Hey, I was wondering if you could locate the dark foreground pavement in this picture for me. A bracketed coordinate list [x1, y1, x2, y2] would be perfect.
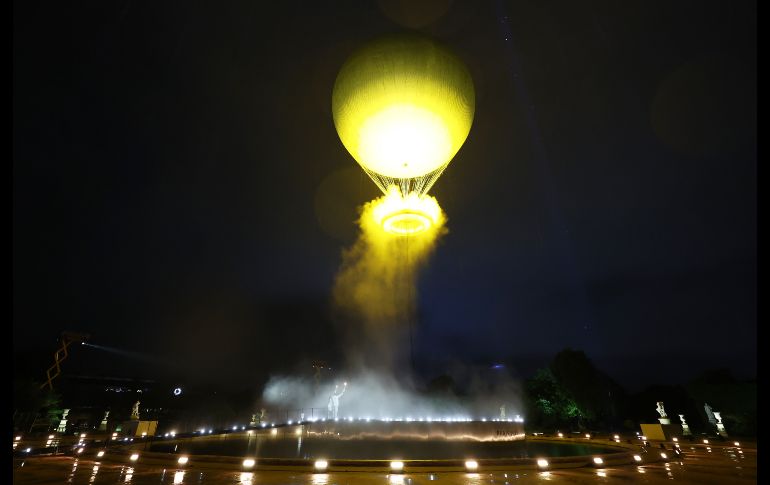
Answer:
[13, 444, 756, 484]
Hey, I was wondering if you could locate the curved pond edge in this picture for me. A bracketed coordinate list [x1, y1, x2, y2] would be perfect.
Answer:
[95, 434, 673, 472]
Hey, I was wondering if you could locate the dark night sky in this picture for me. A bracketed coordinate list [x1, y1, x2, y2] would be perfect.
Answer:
[13, 1, 756, 392]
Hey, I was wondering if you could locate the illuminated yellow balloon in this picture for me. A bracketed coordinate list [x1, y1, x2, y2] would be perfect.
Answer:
[332, 34, 475, 196]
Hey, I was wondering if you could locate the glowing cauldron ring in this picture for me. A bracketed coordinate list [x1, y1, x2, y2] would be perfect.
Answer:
[381, 210, 434, 235]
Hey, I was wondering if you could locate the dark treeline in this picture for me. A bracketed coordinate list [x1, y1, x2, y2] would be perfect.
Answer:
[522, 348, 756, 437]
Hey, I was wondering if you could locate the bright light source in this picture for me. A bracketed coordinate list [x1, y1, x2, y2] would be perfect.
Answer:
[77, 448, 84, 454]
[390, 461, 404, 471]
[537, 459, 549, 468]
[97, 451, 105, 458]
[660, 452, 667, 459]
[734, 442, 740, 447]
[242, 458, 255, 468]
[295, 428, 302, 436]
[672, 437, 678, 442]
[130, 454, 139, 461]
[315, 460, 328, 471]
[703, 439, 709, 444]
[557, 432, 563, 437]
[585, 434, 591, 438]
[593, 457, 603, 465]
[640, 436, 647, 440]
[178, 456, 189, 465]
[614, 435, 619, 439]
[80, 434, 86, 438]
[465, 460, 478, 470]
[15, 436, 21, 441]
[48, 435, 54, 439]
[271, 428, 277, 435]
[633, 455, 642, 462]
[173, 471, 185, 484]
[25, 448, 31, 452]
[112, 433, 118, 437]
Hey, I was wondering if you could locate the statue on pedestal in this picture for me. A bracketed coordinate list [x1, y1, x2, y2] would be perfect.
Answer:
[679, 414, 692, 436]
[99, 411, 110, 431]
[57, 409, 70, 433]
[713, 411, 728, 437]
[500, 405, 506, 419]
[327, 382, 347, 419]
[131, 401, 140, 420]
[656, 402, 670, 424]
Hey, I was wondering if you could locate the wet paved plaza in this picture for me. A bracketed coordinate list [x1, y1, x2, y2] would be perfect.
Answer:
[13, 443, 756, 484]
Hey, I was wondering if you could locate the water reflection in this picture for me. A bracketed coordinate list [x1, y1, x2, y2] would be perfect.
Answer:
[68, 459, 78, 483]
[464, 473, 482, 484]
[89, 465, 99, 484]
[311, 474, 329, 485]
[173, 471, 185, 484]
[124, 466, 134, 483]
[239, 472, 254, 484]
[388, 475, 405, 484]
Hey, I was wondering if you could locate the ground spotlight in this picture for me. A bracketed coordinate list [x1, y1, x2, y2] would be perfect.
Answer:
[315, 459, 328, 471]
[633, 455, 642, 462]
[97, 451, 105, 458]
[390, 461, 404, 471]
[242, 458, 255, 468]
[130, 453, 139, 461]
[593, 457, 603, 465]
[465, 460, 478, 471]
[178, 456, 189, 465]
[537, 459, 549, 468]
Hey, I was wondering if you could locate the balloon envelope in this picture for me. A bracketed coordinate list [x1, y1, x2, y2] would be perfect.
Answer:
[332, 34, 474, 195]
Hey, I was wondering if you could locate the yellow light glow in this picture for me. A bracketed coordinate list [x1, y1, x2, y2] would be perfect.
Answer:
[370, 186, 443, 236]
[130, 453, 139, 461]
[537, 459, 549, 467]
[314, 459, 328, 471]
[333, 33, 474, 194]
[242, 458, 255, 468]
[177, 456, 188, 465]
[465, 460, 478, 470]
[357, 104, 453, 179]
[390, 461, 404, 471]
